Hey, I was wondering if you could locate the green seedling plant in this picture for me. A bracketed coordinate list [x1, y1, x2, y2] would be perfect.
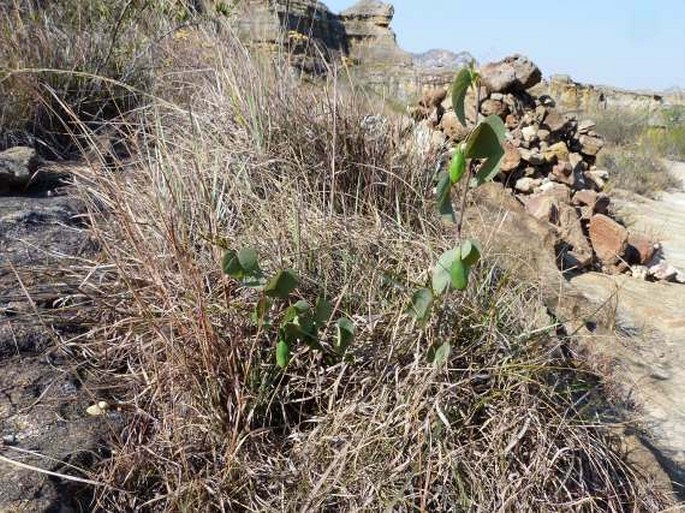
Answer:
[408, 62, 506, 364]
[222, 247, 354, 368]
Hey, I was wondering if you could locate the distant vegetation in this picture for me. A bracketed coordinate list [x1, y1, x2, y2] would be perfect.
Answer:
[595, 106, 684, 197]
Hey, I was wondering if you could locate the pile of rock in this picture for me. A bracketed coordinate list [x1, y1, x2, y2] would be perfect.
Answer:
[411, 54, 683, 283]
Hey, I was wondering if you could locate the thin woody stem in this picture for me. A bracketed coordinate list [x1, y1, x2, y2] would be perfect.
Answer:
[456, 75, 481, 244]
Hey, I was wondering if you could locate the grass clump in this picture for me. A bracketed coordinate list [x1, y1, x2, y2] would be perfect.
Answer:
[49, 35, 676, 511]
[0, 0, 208, 157]
[593, 107, 683, 197]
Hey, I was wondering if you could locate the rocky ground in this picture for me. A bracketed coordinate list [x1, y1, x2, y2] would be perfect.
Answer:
[0, 151, 108, 511]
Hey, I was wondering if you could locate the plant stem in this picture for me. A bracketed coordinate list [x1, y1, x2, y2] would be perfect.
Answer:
[456, 79, 481, 244]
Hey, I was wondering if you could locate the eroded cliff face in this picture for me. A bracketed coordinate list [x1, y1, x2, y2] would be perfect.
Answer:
[530, 74, 667, 115]
[230, 0, 470, 102]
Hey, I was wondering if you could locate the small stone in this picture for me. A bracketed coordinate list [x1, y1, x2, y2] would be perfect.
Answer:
[519, 147, 545, 166]
[589, 214, 628, 265]
[648, 260, 679, 282]
[630, 265, 650, 280]
[537, 182, 572, 204]
[572, 189, 598, 207]
[543, 141, 570, 163]
[542, 109, 570, 133]
[505, 113, 519, 129]
[419, 87, 448, 108]
[558, 203, 593, 268]
[0, 146, 41, 188]
[500, 143, 522, 172]
[439, 110, 470, 142]
[521, 125, 538, 142]
[585, 169, 609, 191]
[480, 98, 509, 118]
[537, 128, 551, 142]
[525, 194, 559, 223]
[579, 134, 605, 156]
[515, 177, 540, 193]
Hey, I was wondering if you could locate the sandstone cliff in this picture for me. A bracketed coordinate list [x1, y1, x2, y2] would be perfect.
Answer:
[230, 0, 471, 102]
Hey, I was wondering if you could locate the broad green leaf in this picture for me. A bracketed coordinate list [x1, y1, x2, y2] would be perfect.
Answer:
[436, 171, 456, 224]
[335, 317, 355, 354]
[222, 250, 242, 278]
[464, 115, 506, 159]
[276, 338, 290, 368]
[464, 115, 506, 186]
[433, 341, 451, 366]
[451, 67, 472, 126]
[449, 257, 468, 291]
[237, 247, 259, 274]
[407, 288, 433, 321]
[432, 248, 460, 296]
[449, 148, 467, 184]
[283, 300, 310, 324]
[314, 297, 333, 325]
[264, 269, 299, 298]
[460, 239, 481, 267]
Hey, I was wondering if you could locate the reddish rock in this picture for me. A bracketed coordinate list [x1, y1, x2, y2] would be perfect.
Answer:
[626, 233, 658, 265]
[480, 54, 542, 93]
[500, 143, 522, 172]
[439, 111, 469, 142]
[420, 87, 448, 108]
[572, 189, 598, 207]
[542, 109, 570, 133]
[480, 98, 509, 119]
[589, 214, 628, 264]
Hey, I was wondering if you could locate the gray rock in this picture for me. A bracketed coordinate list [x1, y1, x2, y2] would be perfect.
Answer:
[0, 146, 41, 189]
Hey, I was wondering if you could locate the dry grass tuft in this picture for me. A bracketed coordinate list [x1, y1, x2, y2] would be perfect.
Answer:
[41, 36, 676, 511]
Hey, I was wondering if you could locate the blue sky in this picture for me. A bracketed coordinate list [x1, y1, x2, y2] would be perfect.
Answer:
[325, 0, 685, 91]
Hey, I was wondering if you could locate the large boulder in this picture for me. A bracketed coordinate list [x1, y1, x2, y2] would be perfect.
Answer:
[480, 54, 542, 93]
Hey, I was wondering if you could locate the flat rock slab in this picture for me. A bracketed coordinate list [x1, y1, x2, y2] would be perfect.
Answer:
[568, 272, 685, 485]
[612, 160, 685, 271]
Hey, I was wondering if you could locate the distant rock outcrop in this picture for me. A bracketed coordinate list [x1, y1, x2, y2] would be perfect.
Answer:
[230, 0, 469, 102]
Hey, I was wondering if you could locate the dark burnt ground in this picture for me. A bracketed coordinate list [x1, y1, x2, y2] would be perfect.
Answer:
[0, 167, 108, 512]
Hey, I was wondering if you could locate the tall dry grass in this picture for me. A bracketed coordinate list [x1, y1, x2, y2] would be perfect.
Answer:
[42, 34, 677, 511]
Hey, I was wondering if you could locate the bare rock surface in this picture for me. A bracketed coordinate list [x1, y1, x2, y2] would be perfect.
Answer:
[0, 160, 107, 511]
[612, 161, 685, 271]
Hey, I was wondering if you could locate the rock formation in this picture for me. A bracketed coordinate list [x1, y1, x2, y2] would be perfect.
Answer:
[230, 0, 471, 102]
[412, 54, 684, 283]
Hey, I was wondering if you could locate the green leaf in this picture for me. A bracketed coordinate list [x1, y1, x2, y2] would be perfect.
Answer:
[432, 248, 459, 296]
[449, 148, 467, 184]
[264, 269, 299, 298]
[436, 171, 456, 224]
[276, 338, 290, 368]
[407, 288, 433, 321]
[449, 257, 468, 291]
[334, 317, 355, 354]
[222, 250, 242, 278]
[314, 297, 333, 325]
[460, 239, 481, 267]
[433, 341, 451, 366]
[237, 247, 259, 274]
[451, 67, 472, 126]
[464, 115, 506, 186]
